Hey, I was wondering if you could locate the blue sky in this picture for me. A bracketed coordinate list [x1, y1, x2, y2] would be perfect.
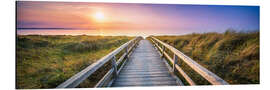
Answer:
[17, 1, 259, 35]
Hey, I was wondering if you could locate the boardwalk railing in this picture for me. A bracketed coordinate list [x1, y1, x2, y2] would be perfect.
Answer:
[149, 37, 229, 85]
[56, 37, 143, 88]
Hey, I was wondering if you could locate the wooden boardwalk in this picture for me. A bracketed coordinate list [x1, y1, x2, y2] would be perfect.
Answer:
[56, 37, 228, 88]
[112, 40, 179, 87]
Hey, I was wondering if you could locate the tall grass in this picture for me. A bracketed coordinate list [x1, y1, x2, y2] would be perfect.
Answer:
[16, 35, 133, 89]
[153, 30, 259, 85]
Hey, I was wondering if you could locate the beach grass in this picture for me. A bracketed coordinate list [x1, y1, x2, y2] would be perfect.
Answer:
[16, 35, 133, 88]
[151, 30, 259, 85]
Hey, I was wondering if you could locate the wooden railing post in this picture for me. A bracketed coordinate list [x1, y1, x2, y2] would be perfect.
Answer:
[111, 56, 118, 77]
[135, 40, 139, 47]
[172, 54, 178, 73]
[161, 45, 165, 58]
[152, 39, 156, 47]
[125, 46, 129, 59]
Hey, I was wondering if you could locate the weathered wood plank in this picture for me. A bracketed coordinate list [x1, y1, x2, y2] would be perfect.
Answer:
[112, 80, 178, 86]
[117, 73, 172, 78]
[121, 69, 169, 71]
[115, 77, 176, 82]
[120, 73, 171, 76]
[123, 66, 168, 69]
[121, 71, 169, 75]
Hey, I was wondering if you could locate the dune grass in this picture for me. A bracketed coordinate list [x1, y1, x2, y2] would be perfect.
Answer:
[152, 30, 259, 85]
[16, 35, 133, 89]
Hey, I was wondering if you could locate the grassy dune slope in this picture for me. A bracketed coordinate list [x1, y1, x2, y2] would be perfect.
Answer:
[153, 30, 259, 84]
[16, 35, 133, 88]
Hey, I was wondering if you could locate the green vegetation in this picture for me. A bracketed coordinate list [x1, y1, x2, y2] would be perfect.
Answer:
[16, 35, 133, 89]
[152, 30, 259, 85]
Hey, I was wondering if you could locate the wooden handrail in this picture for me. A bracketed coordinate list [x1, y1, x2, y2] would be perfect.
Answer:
[150, 37, 228, 85]
[56, 37, 142, 88]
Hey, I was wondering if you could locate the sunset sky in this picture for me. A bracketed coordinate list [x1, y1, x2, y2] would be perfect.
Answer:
[16, 1, 259, 36]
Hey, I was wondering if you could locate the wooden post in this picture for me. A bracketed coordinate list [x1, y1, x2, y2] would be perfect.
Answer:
[111, 56, 118, 77]
[161, 45, 165, 58]
[152, 39, 156, 47]
[132, 41, 134, 46]
[133, 41, 136, 47]
[125, 47, 129, 59]
[172, 54, 178, 73]
[135, 40, 139, 47]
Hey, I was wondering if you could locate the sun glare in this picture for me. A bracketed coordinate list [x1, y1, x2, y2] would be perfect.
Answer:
[94, 12, 105, 22]
[99, 30, 104, 36]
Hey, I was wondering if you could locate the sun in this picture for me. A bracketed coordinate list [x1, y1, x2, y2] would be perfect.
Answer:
[94, 12, 105, 22]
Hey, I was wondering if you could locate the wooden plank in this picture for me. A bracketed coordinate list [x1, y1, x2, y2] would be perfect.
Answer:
[112, 80, 177, 87]
[119, 71, 170, 75]
[120, 69, 170, 72]
[151, 37, 228, 85]
[115, 77, 176, 82]
[123, 65, 168, 68]
[123, 67, 168, 69]
[124, 64, 167, 67]
[117, 74, 172, 78]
